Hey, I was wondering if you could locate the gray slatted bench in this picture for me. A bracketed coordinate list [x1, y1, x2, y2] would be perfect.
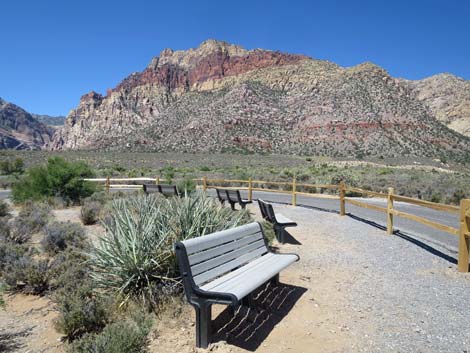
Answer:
[143, 184, 180, 197]
[159, 184, 180, 197]
[174, 222, 299, 348]
[215, 188, 229, 205]
[225, 189, 252, 210]
[258, 199, 297, 244]
[143, 184, 159, 194]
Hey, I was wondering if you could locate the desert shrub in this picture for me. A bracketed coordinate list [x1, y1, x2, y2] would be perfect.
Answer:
[0, 218, 10, 241]
[89, 192, 251, 307]
[0, 158, 24, 175]
[0, 282, 5, 308]
[0, 200, 9, 217]
[42, 221, 87, 255]
[11, 157, 96, 204]
[80, 201, 102, 225]
[261, 221, 276, 245]
[0, 242, 29, 274]
[177, 177, 196, 194]
[3, 256, 49, 295]
[447, 189, 467, 205]
[54, 283, 110, 340]
[68, 310, 152, 353]
[49, 249, 90, 291]
[9, 201, 51, 243]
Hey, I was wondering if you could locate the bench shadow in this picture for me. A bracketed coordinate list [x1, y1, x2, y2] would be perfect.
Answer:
[346, 213, 458, 265]
[282, 229, 302, 245]
[211, 282, 307, 351]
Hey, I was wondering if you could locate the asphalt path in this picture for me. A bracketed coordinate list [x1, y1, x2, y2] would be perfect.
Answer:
[206, 189, 460, 254]
[0, 188, 460, 254]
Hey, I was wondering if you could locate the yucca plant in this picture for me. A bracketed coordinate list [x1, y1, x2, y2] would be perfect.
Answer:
[89, 192, 251, 308]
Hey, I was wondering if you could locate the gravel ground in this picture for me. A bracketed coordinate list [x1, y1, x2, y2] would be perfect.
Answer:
[276, 204, 470, 353]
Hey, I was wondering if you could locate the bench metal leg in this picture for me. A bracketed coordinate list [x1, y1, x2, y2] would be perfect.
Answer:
[270, 273, 279, 286]
[274, 225, 285, 244]
[229, 202, 236, 211]
[195, 303, 212, 348]
[241, 294, 253, 307]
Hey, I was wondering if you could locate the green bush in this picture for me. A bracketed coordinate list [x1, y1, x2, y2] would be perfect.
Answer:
[11, 157, 96, 204]
[89, 192, 251, 307]
[0, 158, 24, 175]
[9, 201, 51, 243]
[80, 201, 102, 225]
[261, 221, 276, 245]
[42, 221, 87, 255]
[68, 310, 152, 353]
[176, 177, 196, 194]
[54, 283, 110, 340]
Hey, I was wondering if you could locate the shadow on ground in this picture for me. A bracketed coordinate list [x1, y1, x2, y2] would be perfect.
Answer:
[211, 282, 307, 351]
[347, 213, 458, 265]
[0, 328, 32, 352]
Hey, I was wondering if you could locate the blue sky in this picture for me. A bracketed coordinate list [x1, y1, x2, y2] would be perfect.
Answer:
[1, 0, 469, 116]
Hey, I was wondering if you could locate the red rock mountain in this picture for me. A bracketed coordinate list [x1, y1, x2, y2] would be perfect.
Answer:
[50, 40, 470, 162]
[0, 98, 54, 150]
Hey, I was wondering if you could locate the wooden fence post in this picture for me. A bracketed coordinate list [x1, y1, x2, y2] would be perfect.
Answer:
[292, 176, 297, 206]
[248, 177, 253, 201]
[105, 176, 110, 193]
[458, 199, 470, 273]
[155, 176, 160, 185]
[387, 187, 394, 235]
[339, 181, 346, 216]
[202, 176, 207, 192]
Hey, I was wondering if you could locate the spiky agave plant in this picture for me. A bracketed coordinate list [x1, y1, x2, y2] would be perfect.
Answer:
[89, 192, 251, 308]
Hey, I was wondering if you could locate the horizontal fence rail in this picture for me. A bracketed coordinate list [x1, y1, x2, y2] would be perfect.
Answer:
[84, 175, 470, 273]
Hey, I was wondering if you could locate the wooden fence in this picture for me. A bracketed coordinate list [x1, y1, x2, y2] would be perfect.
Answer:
[84, 176, 470, 273]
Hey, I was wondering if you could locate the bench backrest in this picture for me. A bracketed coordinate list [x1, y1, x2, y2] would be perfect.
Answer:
[159, 184, 179, 196]
[258, 199, 277, 223]
[216, 188, 228, 201]
[226, 189, 242, 203]
[143, 184, 159, 194]
[176, 222, 268, 287]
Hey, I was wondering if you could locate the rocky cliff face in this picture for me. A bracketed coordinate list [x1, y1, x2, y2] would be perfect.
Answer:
[50, 40, 470, 161]
[0, 98, 54, 150]
[405, 73, 470, 137]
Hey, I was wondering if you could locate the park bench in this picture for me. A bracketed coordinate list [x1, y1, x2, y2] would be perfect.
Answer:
[225, 189, 252, 210]
[174, 222, 299, 348]
[215, 188, 229, 205]
[258, 199, 297, 244]
[143, 184, 180, 197]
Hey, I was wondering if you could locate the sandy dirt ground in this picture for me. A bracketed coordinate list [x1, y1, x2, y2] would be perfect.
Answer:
[1, 203, 468, 352]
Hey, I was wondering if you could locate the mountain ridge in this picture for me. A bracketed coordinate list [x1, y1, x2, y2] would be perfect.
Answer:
[48, 40, 470, 162]
[0, 98, 54, 150]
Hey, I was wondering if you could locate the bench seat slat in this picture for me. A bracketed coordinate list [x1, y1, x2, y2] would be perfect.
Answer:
[188, 233, 262, 265]
[183, 223, 261, 254]
[201, 253, 298, 299]
[193, 246, 268, 286]
[275, 214, 297, 225]
[191, 239, 266, 276]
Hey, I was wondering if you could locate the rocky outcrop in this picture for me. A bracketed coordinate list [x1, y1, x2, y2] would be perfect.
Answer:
[49, 40, 470, 162]
[405, 73, 470, 137]
[0, 98, 54, 150]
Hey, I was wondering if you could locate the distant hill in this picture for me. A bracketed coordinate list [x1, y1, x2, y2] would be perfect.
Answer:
[49, 39, 470, 162]
[405, 73, 470, 137]
[0, 97, 54, 150]
[32, 114, 66, 127]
